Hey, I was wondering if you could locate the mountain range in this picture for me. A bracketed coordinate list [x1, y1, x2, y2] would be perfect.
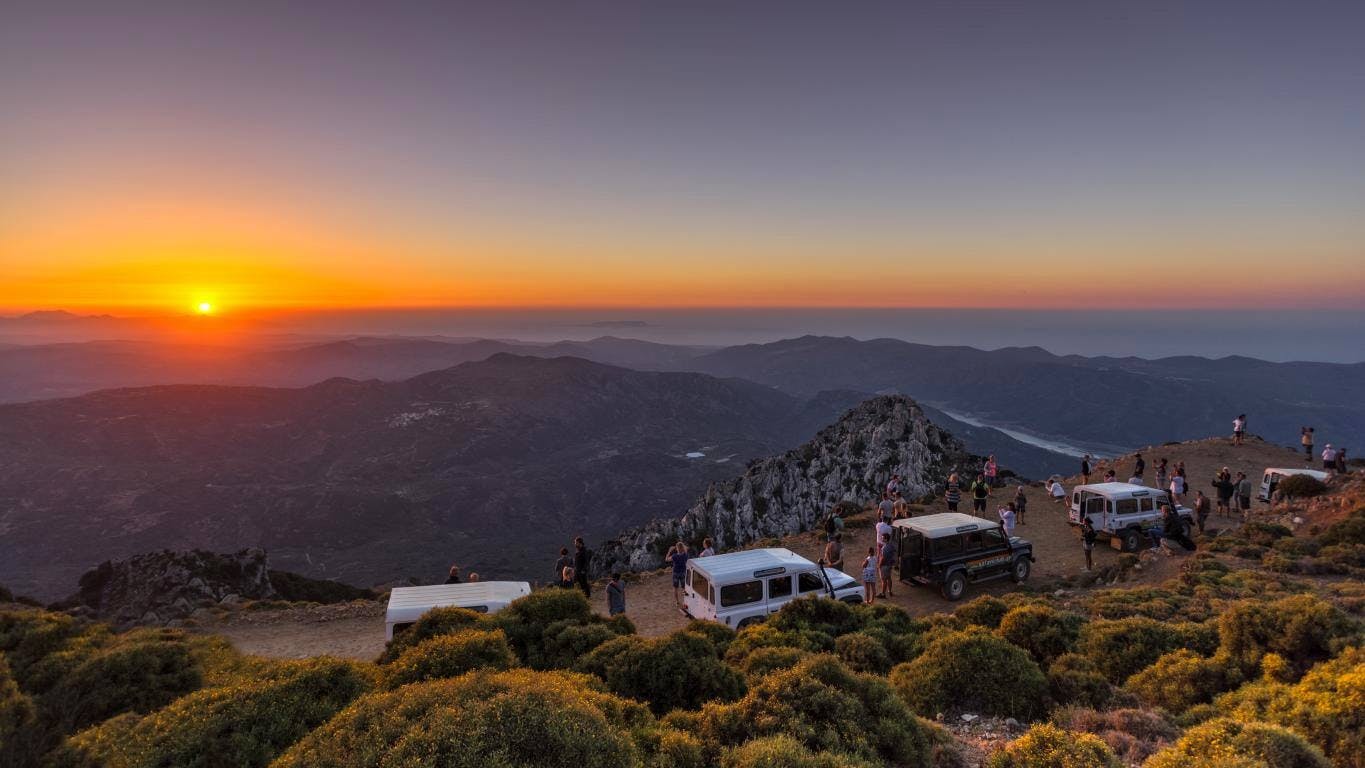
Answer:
[0, 354, 869, 600]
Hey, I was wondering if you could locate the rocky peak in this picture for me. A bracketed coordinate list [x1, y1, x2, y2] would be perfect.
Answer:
[592, 395, 976, 574]
[69, 549, 278, 628]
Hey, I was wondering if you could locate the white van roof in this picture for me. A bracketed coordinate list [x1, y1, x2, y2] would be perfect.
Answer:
[385, 581, 531, 626]
[1072, 482, 1162, 497]
[1265, 468, 1330, 480]
[893, 512, 996, 538]
[687, 548, 813, 582]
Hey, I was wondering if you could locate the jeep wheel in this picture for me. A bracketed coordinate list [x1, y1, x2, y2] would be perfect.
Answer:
[736, 617, 763, 630]
[1012, 556, 1031, 583]
[1121, 527, 1143, 552]
[1181, 518, 1194, 539]
[941, 571, 967, 601]
[841, 595, 864, 605]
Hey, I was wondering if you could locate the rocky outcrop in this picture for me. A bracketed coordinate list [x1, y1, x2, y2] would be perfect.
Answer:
[68, 549, 279, 628]
[592, 396, 977, 574]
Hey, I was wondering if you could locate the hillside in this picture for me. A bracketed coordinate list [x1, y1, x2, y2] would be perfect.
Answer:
[0, 354, 849, 600]
[2, 443, 1359, 768]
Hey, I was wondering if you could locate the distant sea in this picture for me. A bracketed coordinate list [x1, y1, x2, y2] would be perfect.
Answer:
[278, 308, 1365, 363]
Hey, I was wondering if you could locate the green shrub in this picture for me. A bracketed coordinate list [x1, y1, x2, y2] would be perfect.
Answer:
[493, 589, 633, 670]
[1217, 647, 1364, 768]
[1241, 522, 1294, 546]
[953, 596, 1009, 628]
[1217, 595, 1358, 676]
[382, 629, 516, 689]
[0, 656, 38, 766]
[1276, 474, 1328, 499]
[986, 723, 1120, 768]
[1084, 586, 1189, 621]
[60, 657, 373, 768]
[1316, 509, 1365, 547]
[1145, 717, 1331, 768]
[767, 596, 862, 637]
[834, 632, 891, 675]
[689, 655, 944, 765]
[996, 604, 1084, 665]
[0, 610, 89, 690]
[735, 646, 812, 681]
[377, 606, 488, 664]
[38, 628, 203, 731]
[1076, 617, 1208, 683]
[539, 620, 631, 670]
[683, 620, 736, 657]
[267, 571, 374, 604]
[576, 631, 745, 715]
[720, 735, 876, 768]
[1046, 654, 1113, 710]
[274, 669, 657, 768]
[723, 624, 833, 669]
[891, 629, 1048, 719]
[1123, 649, 1241, 715]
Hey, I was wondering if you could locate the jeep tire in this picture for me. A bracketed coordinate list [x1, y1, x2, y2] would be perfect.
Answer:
[1121, 527, 1143, 552]
[1012, 556, 1031, 583]
[942, 570, 967, 601]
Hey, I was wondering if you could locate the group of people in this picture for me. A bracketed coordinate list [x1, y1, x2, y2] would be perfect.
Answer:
[1300, 426, 1350, 472]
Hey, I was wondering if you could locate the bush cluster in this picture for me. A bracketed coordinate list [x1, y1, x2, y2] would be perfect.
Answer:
[996, 604, 1083, 665]
[1052, 707, 1178, 765]
[1076, 617, 1213, 684]
[1275, 474, 1328, 499]
[381, 628, 516, 689]
[577, 630, 745, 714]
[986, 723, 1120, 768]
[891, 628, 1048, 719]
[1145, 717, 1331, 768]
[1124, 649, 1242, 715]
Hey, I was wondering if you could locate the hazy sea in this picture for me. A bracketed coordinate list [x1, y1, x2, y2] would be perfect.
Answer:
[277, 308, 1365, 363]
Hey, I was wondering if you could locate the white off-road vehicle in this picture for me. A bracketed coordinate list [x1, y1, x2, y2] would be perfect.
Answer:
[1258, 467, 1329, 503]
[1068, 482, 1194, 552]
[681, 548, 863, 629]
[385, 581, 531, 641]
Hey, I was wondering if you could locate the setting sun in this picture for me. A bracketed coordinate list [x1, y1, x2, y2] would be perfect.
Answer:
[197, 302, 213, 315]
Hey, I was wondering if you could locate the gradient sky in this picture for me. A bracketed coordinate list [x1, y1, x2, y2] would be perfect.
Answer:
[2, 0, 1363, 313]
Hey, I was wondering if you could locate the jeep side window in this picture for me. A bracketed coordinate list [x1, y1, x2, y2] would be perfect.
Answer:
[933, 535, 964, 557]
[980, 528, 1004, 547]
[691, 571, 711, 602]
[1115, 498, 1139, 516]
[798, 572, 825, 593]
[767, 576, 793, 599]
[720, 580, 763, 607]
[1139, 497, 1155, 513]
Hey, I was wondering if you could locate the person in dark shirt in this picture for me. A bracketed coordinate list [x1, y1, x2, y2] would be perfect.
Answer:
[970, 475, 991, 516]
[1081, 455, 1092, 484]
[1192, 490, 1211, 534]
[606, 573, 626, 616]
[1133, 453, 1146, 479]
[557, 566, 576, 589]
[444, 564, 461, 584]
[1212, 469, 1235, 518]
[667, 542, 690, 606]
[573, 537, 592, 598]
[1081, 516, 1097, 572]
[554, 547, 573, 583]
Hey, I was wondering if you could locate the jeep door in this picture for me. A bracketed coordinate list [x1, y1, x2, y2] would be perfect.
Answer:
[898, 529, 925, 581]
[963, 527, 1010, 579]
[765, 574, 795, 615]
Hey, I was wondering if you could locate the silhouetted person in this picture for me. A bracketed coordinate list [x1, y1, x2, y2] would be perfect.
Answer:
[573, 537, 592, 597]
[444, 564, 461, 584]
[606, 573, 626, 616]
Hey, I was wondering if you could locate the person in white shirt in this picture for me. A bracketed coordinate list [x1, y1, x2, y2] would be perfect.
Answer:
[875, 517, 894, 543]
[1127, 475, 1143, 485]
[1169, 474, 1187, 504]
[998, 504, 1016, 536]
[1322, 444, 1337, 471]
[1049, 478, 1067, 504]
[698, 537, 715, 557]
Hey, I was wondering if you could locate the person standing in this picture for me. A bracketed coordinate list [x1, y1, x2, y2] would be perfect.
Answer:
[1212, 468, 1235, 518]
[1013, 485, 1028, 525]
[892, 493, 909, 520]
[877, 533, 896, 599]
[444, 564, 462, 584]
[823, 533, 844, 573]
[1169, 472, 1187, 506]
[557, 566, 576, 589]
[698, 537, 715, 557]
[944, 473, 962, 512]
[1235, 472, 1253, 522]
[1322, 444, 1338, 471]
[1155, 459, 1169, 495]
[554, 547, 573, 583]
[886, 474, 901, 497]
[573, 537, 592, 598]
[667, 542, 689, 606]
[1133, 452, 1146, 480]
[606, 573, 626, 616]
[1302, 427, 1315, 463]
[984, 455, 999, 487]
[1336, 448, 1349, 474]
[878, 492, 895, 522]
[1232, 414, 1247, 445]
[1081, 455, 1093, 484]
[861, 547, 878, 605]
[1081, 516, 1097, 572]
[998, 503, 1016, 537]
[875, 515, 894, 545]
[1192, 490, 1211, 534]
[970, 474, 991, 517]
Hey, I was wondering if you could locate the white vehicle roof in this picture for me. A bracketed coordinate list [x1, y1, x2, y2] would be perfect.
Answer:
[385, 581, 531, 626]
[1265, 468, 1330, 480]
[1072, 482, 1166, 497]
[687, 548, 814, 582]
[893, 512, 998, 538]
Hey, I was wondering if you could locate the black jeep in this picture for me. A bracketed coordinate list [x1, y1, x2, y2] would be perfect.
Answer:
[894, 512, 1034, 601]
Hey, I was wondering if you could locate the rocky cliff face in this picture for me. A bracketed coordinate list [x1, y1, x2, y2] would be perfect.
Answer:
[592, 396, 976, 574]
[69, 549, 279, 628]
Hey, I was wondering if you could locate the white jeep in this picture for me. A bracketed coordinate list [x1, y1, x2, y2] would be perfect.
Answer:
[385, 581, 531, 641]
[1069, 482, 1194, 552]
[681, 547, 863, 629]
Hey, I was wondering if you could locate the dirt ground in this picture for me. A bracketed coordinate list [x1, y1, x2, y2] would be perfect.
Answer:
[210, 436, 1303, 658]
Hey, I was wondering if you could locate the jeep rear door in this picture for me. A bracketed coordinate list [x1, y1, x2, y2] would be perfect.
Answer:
[765, 574, 794, 614]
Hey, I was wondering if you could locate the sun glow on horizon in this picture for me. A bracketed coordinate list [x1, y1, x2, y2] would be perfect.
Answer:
[196, 302, 213, 315]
